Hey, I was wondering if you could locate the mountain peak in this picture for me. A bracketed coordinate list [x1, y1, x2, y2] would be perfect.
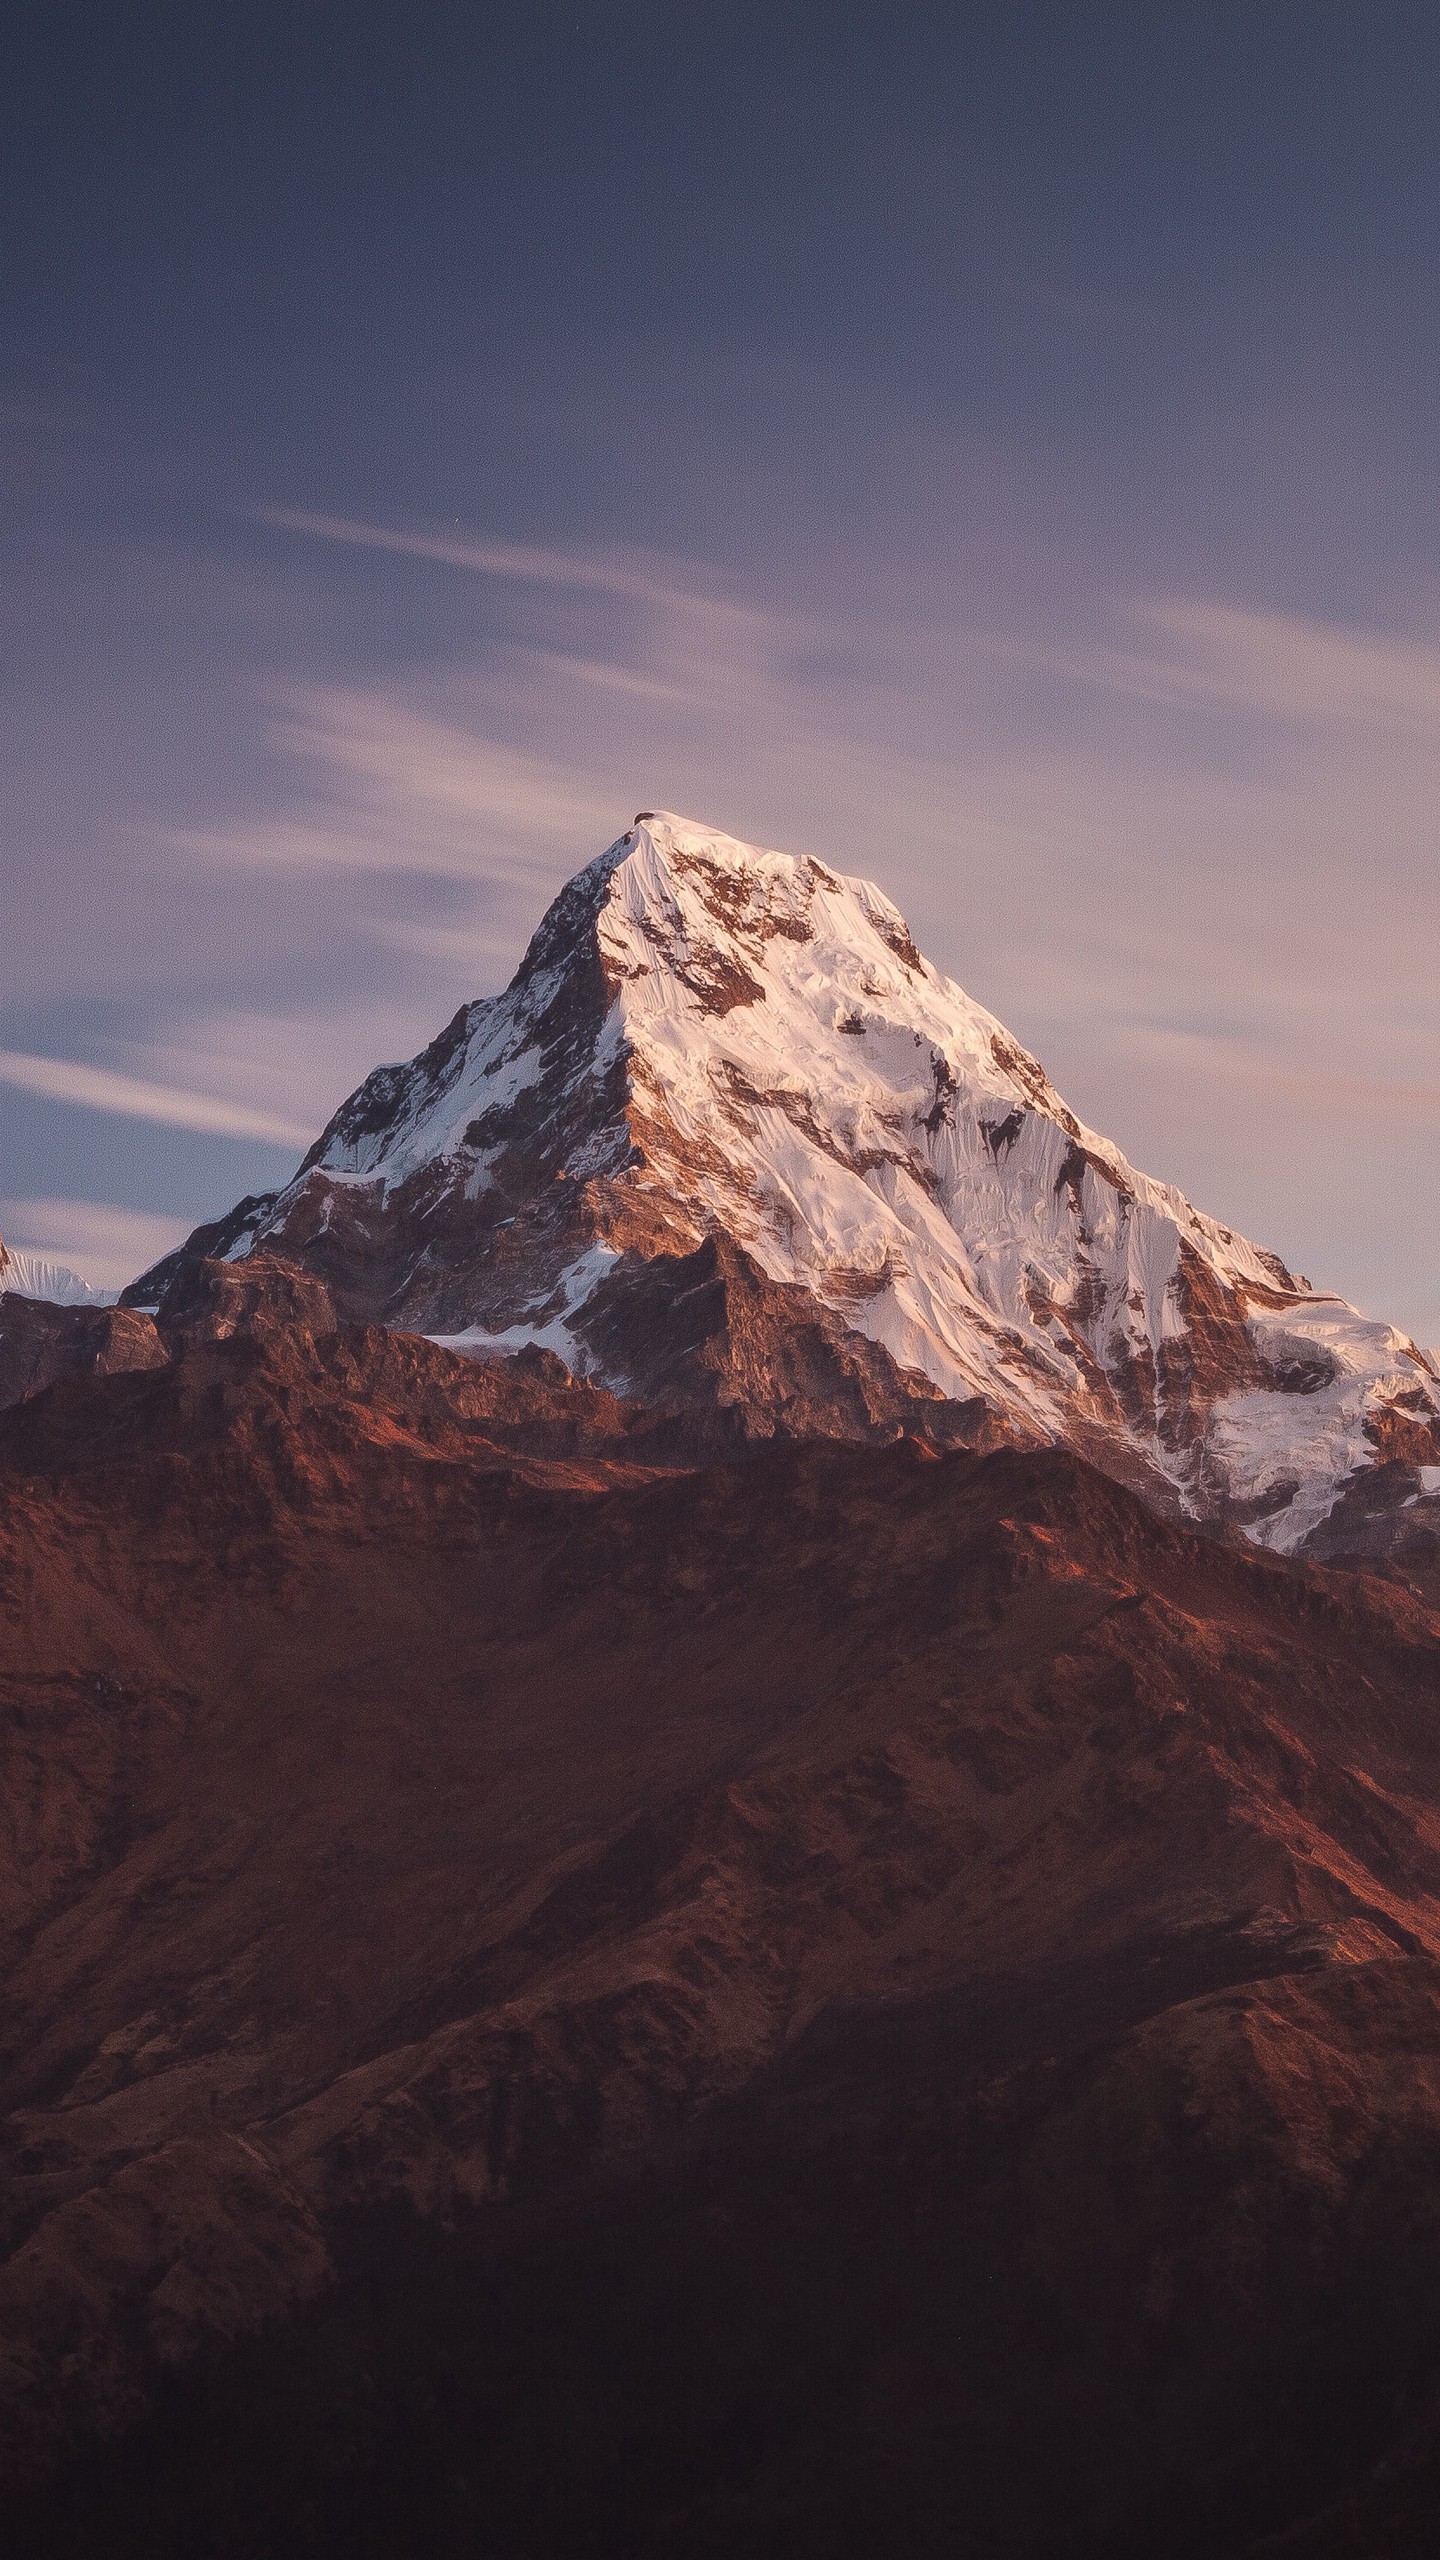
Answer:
[125, 815, 1440, 1557]
[0, 1234, 113, 1309]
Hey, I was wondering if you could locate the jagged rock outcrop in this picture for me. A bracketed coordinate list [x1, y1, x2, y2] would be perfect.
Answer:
[0, 1295, 167, 1411]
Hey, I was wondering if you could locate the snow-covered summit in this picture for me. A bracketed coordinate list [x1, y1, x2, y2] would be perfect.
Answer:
[127, 812, 1440, 1554]
[0, 1236, 113, 1308]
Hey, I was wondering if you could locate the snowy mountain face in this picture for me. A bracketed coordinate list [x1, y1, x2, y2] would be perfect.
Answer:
[0, 1237, 112, 1308]
[128, 813, 1440, 1557]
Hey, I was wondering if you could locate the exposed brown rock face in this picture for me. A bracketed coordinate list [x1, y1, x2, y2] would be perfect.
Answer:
[5, 1288, 1440, 2554]
[568, 1231, 1004, 1450]
[0, 1296, 167, 1410]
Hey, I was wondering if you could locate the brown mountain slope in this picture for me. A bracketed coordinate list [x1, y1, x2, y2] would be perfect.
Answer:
[5, 1274, 1440, 2552]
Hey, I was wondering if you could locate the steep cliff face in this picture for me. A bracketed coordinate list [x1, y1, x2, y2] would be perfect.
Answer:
[126, 812, 1440, 1556]
[0, 1296, 167, 1410]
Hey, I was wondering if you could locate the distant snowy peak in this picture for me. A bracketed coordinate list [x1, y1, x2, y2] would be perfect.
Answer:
[0, 1236, 113, 1307]
[126, 811, 1440, 1558]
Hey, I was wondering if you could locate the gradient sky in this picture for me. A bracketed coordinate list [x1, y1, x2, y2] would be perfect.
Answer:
[3, 2, 1437, 1339]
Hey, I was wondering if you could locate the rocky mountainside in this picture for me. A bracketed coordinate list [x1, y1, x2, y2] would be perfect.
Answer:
[6, 1263, 1440, 2557]
[126, 812, 1440, 1563]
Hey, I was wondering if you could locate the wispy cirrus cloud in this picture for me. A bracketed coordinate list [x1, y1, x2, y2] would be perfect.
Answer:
[250, 505, 795, 641]
[1144, 599, 1440, 739]
[0, 1049, 313, 1147]
[1096, 1019, 1440, 1124]
[0, 1197, 191, 1292]
[992, 595, 1440, 742]
[251, 502, 682, 602]
[164, 695, 627, 894]
[133, 1001, 446, 1139]
[257, 508, 1440, 748]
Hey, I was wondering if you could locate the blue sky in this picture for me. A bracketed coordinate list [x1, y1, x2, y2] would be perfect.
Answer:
[3, 2, 1437, 1336]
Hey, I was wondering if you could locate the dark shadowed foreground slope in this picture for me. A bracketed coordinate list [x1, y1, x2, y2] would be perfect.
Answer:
[5, 1271, 1440, 2555]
